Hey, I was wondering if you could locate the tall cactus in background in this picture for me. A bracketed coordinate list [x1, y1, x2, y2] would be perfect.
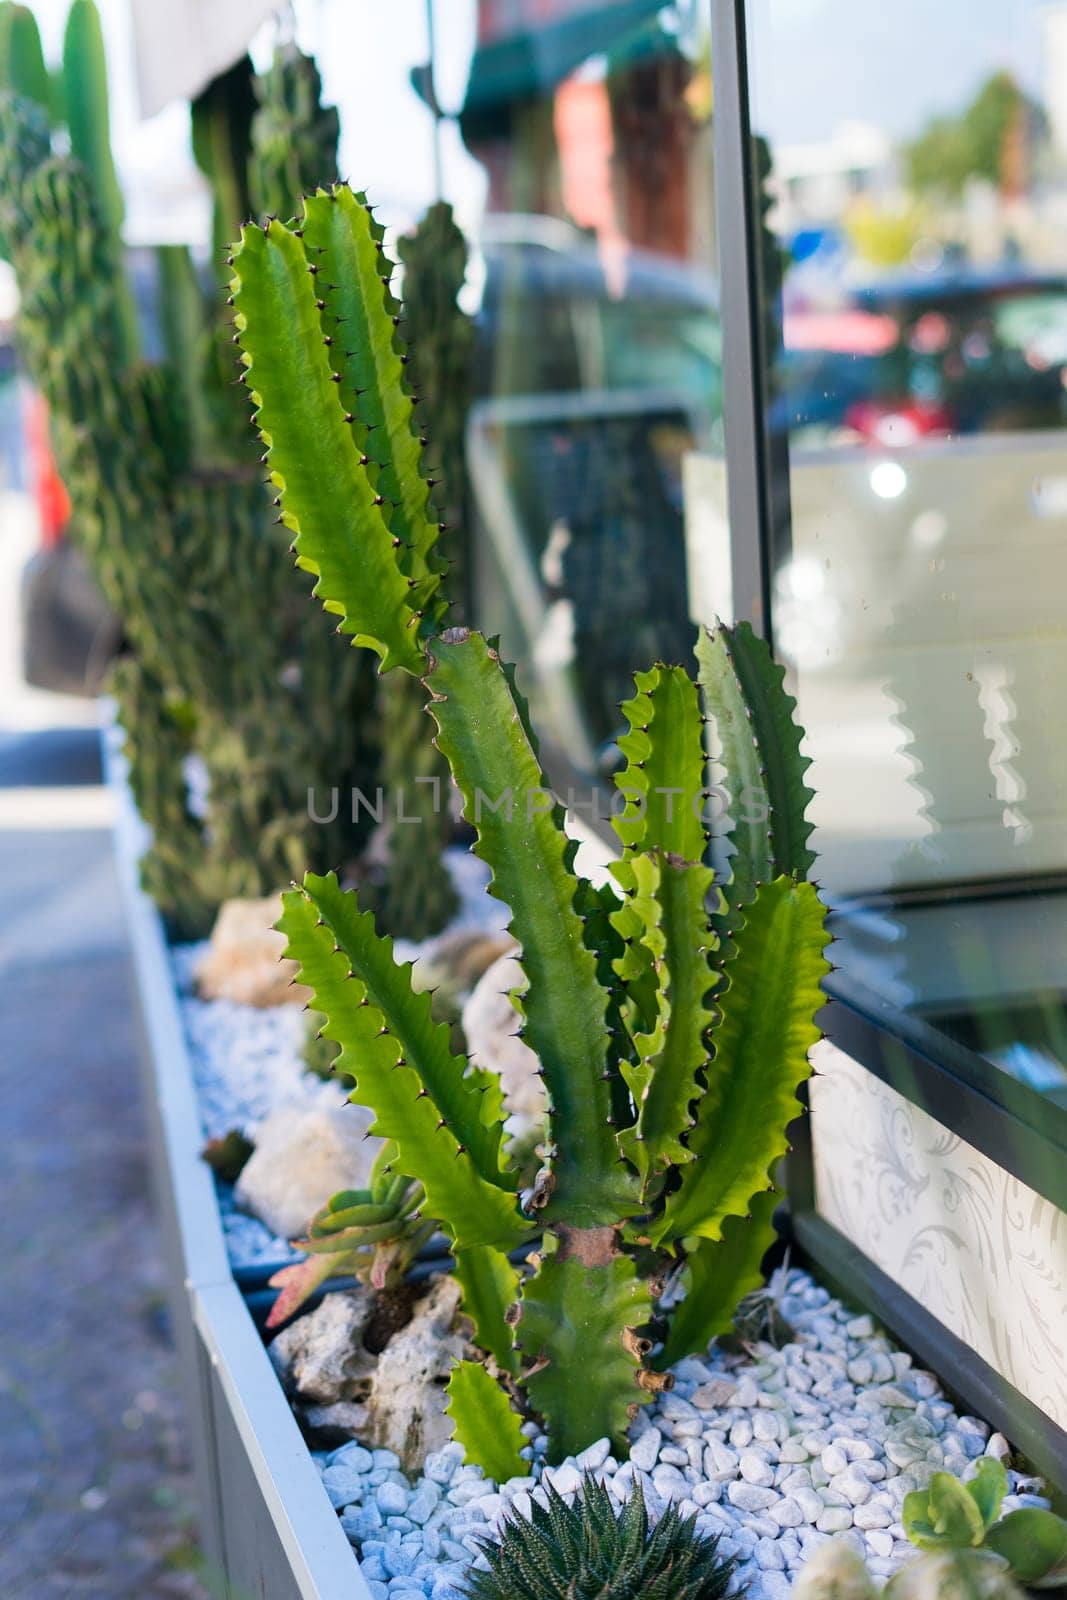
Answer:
[61, 0, 138, 364]
[0, 7, 379, 934]
[372, 203, 474, 939]
[249, 40, 339, 223]
[231, 186, 830, 1467]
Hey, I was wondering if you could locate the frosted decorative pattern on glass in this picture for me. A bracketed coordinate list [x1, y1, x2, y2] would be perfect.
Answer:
[811, 1040, 1067, 1429]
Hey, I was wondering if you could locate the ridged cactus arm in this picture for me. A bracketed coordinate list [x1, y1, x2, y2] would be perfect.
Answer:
[230, 216, 426, 673]
[652, 876, 829, 1246]
[517, 1244, 654, 1462]
[0, 4, 49, 110]
[608, 664, 720, 1184]
[300, 188, 444, 600]
[446, 1361, 527, 1482]
[612, 663, 708, 865]
[698, 621, 816, 902]
[454, 1245, 521, 1374]
[249, 42, 339, 225]
[396, 200, 475, 618]
[656, 1189, 779, 1368]
[278, 873, 529, 1252]
[62, 0, 138, 365]
[613, 850, 716, 1185]
[426, 628, 639, 1227]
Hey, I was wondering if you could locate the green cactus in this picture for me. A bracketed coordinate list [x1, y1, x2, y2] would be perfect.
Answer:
[61, 0, 138, 364]
[0, 3, 48, 110]
[0, 13, 377, 934]
[249, 40, 339, 224]
[231, 184, 831, 1469]
[374, 206, 472, 937]
[463, 1474, 736, 1600]
[445, 1361, 527, 1485]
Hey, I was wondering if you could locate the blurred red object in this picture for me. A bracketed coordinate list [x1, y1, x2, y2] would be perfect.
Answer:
[25, 388, 71, 547]
[844, 397, 953, 445]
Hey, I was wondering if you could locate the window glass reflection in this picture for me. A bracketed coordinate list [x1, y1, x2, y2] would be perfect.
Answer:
[455, 0, 721, 771]
[747, 0, 1067, 1105]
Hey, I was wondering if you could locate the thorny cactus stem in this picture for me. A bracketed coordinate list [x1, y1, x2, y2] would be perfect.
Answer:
[231, 184, 830, 1468]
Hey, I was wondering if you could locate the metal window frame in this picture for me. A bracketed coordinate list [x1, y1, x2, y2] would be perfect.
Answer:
[709, 0, 1067, 1489]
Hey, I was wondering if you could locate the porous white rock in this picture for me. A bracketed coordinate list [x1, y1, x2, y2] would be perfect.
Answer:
[194, 894, 307, 1008]
[235, 1102, 381, 1241]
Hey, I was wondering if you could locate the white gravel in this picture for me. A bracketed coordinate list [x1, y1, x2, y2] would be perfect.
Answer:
[310, 1268, 1049, 1600]
[172, 848, 507, 1269]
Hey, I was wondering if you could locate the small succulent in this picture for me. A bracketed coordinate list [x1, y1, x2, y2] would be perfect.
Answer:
[265, 1141, 434, 1328]
[904, 1460, 1067, 1587]
[462, 1474, 736, 1600]
[200, 1128, 254, 1183]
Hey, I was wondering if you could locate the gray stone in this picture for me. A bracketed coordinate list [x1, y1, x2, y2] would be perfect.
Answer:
[576, 1437, 612, 1472]
[269, 1287, 376, 1406]
[236, 1102, 381, 1241]
[727, 1481, 778, 1513]
[331, 1441, 374, 1473]
[815, 1506, 853, 1533]
[630, 1427, 662, 1472]
[342, 1502, 383, 1542]
[770, 1496, 804, 1529]
[547, 1464, 583, 1496]
[756, 1536, 786, 1570]
[407, 1483, 442, 1525]
[691, 1380, 738, 1411]
[739, 1452, 775, 1488]
[376, 1482, 409, 1517]
[424, 1444, 465, 1485]
[321, 1462, 367, 1508]
[365, 1276, 468, 1474]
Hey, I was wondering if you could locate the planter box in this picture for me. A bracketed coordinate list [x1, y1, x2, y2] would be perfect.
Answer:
[104, 723, 368, 1600]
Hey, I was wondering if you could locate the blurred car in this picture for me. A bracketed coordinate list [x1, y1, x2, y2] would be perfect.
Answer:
[778, 266, 1067, 446]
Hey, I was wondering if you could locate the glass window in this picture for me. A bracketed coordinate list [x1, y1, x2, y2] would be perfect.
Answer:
[743, 0, 1067, 1107]
[455, 0, 722, 776]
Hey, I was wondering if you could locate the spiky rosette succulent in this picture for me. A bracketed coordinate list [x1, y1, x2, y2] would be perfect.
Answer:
[463, 1475, 737, 1600]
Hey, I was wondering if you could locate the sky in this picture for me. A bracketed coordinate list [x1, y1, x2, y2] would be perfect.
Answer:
[747, 0, 1049, 147]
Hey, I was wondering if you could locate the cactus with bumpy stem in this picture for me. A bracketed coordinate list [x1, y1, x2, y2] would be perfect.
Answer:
[370, 203, 474, 939]
[0, 16, 378, 932]
[463, 1474, 736, 1600]
[61, 0, 138, 364]
[230, 184, 829, 1467]
[109, 656, 217, 939]
[249, 40, 338, 224]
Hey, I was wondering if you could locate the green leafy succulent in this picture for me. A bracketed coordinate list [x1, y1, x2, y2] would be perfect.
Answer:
[265, 1142, 434, 1328]
[904, 1460, 1067, 1587]
[462, 1474, 736, 1600]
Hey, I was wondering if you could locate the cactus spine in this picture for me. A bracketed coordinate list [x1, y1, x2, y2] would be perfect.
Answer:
[231, 185, 830, 1468]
